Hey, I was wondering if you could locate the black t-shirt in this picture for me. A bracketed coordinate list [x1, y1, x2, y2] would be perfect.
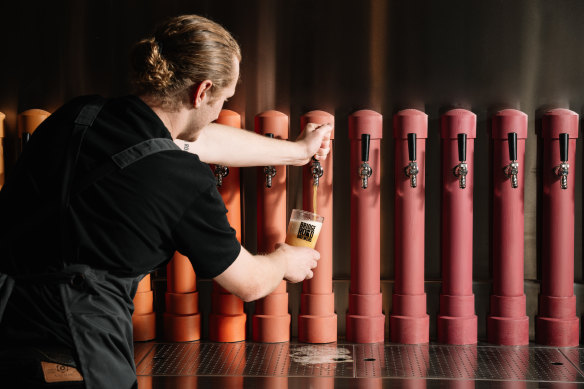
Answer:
[0, 95, 240, 279]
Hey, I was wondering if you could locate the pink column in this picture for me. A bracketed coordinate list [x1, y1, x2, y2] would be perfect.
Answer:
[132, 274, 156, 341]
[536, 108, 579, 347]
[487, 109, 529, 345]
[437, 109, 477, 345]
[252, 111, 291, 343]
[390, 109, 429, 344]
[298, 110, 337, 343]
[346, 110, 385, 343]
[209, 109, 246, 342]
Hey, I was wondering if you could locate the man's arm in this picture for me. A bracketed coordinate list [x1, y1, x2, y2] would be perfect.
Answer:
[213, 243, 319, 302]
[174, 122, 332, 167]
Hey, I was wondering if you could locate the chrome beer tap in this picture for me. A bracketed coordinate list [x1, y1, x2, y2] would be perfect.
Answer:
[503, 132, 519, 189]
[453, 133, 468, 189]
[554, 133, 570, 190]
[264, 133, 276, 188]
[311, 157, 323, 187]
[404, 133, 419, 188]
[359, 134, 372, 189]
[214, 165, 229, 187]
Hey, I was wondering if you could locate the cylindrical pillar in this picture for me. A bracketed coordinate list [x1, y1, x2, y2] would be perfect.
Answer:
[0, 112, 5, 189]
[163, 252, 201, 342]
[346, 110, 385, 343]
[132, 274, 156, 341]
[252, 110, 291, 343]
[17, 109, 50, 150]
[209, 109, 246, 342]
[536, 108, 579, 347]
[390, 109, 429, 344]
[437, 108, 478, 345]
[298, 110, 337, 344]
[487, 109, 529, 345]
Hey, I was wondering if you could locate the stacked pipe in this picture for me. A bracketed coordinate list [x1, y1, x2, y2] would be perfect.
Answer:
[132, 274, 156, 341]
[209, 109, 246, 342]
[437, 109, 477, 345]
[299, 110, 337, 344]
[252, 110, 290, 343]
[18, 109, 50, 150]
[487, 109, 529, 345]
[536, 108, 579, 347]
[346, 110, 385, 343]
[390, 109, 429, 344]
[163, 252, 201, 341]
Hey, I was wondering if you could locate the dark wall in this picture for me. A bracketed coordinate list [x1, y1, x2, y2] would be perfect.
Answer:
[1, 0, 584, 286]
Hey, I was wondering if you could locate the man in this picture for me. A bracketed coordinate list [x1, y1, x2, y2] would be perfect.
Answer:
[0, 14, 332, 388]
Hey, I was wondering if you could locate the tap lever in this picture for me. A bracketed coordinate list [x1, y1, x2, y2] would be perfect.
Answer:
[407, 133, 417, 161]
[404, 133, 419, 188]
[453, 133, 468, 189]
[264, 133, 276, 188]
[458, 133, 467, 162]
[214, 165, 229, 187]
[508, 132, 517, 161]
[503, 132, 519, 189]
[311, 157, 323, 187]
[359, 134, 372, 189]
[559, 133, 569, 162]
[554, 133, 569, 190]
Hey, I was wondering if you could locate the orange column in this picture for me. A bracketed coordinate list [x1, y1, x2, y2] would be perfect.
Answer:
[209, 109, 246, 342]
[163, 252, 201, 341]
[346, 110, 385, 343]
[132, 274, 156, 341]
[298, 110, 337, 343]
[18, 109, 50, 150]
[0, 112, 5, 189]
[252, 110, 290, 343]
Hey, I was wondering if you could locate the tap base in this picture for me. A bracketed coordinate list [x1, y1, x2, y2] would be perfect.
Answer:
[209, 313, 247, 342]
[487, 315, 529, 346]
[436, 314, 478, 345]
[251, 314, 291, 343]
[389, 313, 429, 344]
[345, 313, 385, 343]
[535, 316, 579, 347]
[298, 314, 338, 344]
[163, 312, 201, 342]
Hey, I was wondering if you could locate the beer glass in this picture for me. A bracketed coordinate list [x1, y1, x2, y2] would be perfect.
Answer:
[285, 209, 324, 249]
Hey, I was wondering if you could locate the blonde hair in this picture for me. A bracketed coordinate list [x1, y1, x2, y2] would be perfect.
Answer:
[130, 14, 241, 110]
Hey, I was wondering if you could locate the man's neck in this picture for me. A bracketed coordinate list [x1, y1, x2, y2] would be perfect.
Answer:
[139, 95, 190, 139]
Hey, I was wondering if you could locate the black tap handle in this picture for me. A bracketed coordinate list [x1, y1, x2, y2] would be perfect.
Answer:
[458, 133, 467, 162]
[559, 133, 569, 162]
[407, 133, 416, 161]
[361, 134, 370, 162]
[508, 132, 517, 161]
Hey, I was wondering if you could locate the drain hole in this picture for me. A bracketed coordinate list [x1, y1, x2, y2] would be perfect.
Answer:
[364, 358, 376, 362]
[551, 362, 564, 366]
[332, 358, 346, 362]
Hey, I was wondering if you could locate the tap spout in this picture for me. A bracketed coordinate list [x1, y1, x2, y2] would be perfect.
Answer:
[359, 162, 372, 189]
[453, 162, 468, 189]
[503, 162, 519, 189]
[214, 165, 229, 187]
[311, 158, 324, 187]
[404, 161, 419, 188]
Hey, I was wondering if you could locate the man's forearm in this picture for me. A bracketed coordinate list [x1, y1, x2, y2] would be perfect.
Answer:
[175, 123, 308, 167]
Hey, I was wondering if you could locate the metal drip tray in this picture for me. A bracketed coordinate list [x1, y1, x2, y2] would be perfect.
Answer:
[136, 342, 584, 383]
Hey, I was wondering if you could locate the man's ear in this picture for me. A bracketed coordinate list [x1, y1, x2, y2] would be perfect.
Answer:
[192, 80, 213, 108]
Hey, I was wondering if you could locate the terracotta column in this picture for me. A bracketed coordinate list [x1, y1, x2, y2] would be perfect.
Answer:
[390, 109, 429, 344]
[18, 109, 50, 151]
[487, 109, 529, 345]
[252, 110, 290, 343]
[132, 274, 156, 341]
[163, 252, 201, 341]
[536, 108, 579, 347]
[209, 109, 246, 342]
[437, 109, 477, 345]
[346, 110, 385, 343]
[299, 110, 337, 344]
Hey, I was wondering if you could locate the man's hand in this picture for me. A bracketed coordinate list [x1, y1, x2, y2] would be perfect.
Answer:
[275, 242, 320, 283]
[294, 123, 333, 166]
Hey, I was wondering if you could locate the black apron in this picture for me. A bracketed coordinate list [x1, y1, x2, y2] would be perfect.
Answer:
[0, 97, 180, 388]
